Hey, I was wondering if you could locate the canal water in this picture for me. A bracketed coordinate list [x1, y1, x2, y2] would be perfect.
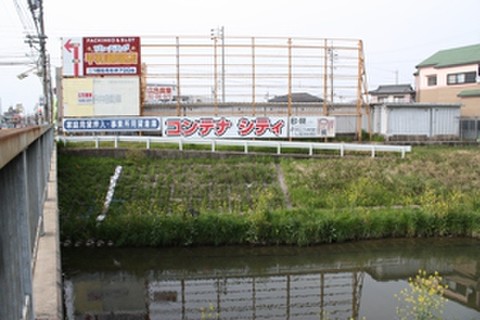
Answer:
[62, 238, 480, 320]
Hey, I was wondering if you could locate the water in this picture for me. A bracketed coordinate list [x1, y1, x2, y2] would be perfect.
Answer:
[62, 238, 480, 320]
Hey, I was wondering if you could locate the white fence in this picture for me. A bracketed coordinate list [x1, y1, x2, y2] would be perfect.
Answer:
[57, 135, 412, 158]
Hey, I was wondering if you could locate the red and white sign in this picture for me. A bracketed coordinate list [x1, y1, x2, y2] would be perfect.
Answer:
[62, 37, 83, 77]
[163, 116, 286, 138]
[61, 36, 141, 77]
[83, 37, 141, 76]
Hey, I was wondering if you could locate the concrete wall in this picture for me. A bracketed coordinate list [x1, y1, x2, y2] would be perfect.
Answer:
[371, 104, 460, 139]
[0, 127, 55, 320]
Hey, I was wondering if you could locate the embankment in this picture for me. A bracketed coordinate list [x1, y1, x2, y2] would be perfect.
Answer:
[58, 146, 480, 247]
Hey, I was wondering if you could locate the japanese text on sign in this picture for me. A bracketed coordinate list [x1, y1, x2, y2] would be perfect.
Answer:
[164, 117, 286, 138]
[83, 36, 141, 76]
[62, 116, 335, 137]
[63, 117, 161, 132]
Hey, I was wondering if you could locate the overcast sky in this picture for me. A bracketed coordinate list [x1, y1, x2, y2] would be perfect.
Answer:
[1, 0, 479, 113]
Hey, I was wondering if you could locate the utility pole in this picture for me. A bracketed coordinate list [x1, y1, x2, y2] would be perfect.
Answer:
[27, 0, 52, 124]
[38, 0, 52, 123]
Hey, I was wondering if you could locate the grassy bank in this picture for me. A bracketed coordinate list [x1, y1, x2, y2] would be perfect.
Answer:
[57, 145, 480, 246]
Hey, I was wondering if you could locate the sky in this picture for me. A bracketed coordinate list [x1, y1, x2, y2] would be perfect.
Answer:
[1, 0, 479, 114]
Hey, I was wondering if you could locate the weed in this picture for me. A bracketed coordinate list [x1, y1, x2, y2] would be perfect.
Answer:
[395, 269, 447, 320]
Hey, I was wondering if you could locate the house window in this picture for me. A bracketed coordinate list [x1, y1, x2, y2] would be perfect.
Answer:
[447, 71, 476, 85]
[427, 75, 437, 86]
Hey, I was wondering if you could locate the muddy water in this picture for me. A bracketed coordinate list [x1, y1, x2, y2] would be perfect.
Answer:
[62, 238, 480, 319]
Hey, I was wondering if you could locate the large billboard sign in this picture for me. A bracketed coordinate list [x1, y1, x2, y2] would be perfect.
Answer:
[63, 77, 140, 117]
[61, 115, 335, 137]
[162, 116, 335, 138]
[62, 36, 141, 77]
[83, 37, 141, 76]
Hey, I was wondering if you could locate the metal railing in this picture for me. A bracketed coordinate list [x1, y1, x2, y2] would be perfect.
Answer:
[58, 135, 412, 158]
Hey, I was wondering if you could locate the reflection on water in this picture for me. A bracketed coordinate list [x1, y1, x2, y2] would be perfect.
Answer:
[62, 238, 480, 319]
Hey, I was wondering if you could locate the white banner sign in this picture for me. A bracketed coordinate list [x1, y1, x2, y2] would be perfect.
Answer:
[163, 116, 335, 138]
[61, 116, 335, 137]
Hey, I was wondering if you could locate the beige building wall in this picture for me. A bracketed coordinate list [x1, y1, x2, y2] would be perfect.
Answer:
[418, 85, 479, 103]
[461, 96, 480, 117]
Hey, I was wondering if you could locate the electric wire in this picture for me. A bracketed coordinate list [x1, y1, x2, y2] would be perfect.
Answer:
[12, 0, 36, 34]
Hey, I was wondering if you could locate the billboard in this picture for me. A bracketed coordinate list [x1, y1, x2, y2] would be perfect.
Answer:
[63, 117, 161, 132]
[60, 115, 335, 136]
[83, 37, 141, 76]
[62, 36, 141, 77]
[145, 84, 175, 104]
[162, 116, 335, 138]
[62, 78, 94, 116]
[63, 77, 140, 117]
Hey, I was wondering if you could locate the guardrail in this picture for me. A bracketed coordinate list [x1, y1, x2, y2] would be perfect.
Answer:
[58, 135, 412, 158]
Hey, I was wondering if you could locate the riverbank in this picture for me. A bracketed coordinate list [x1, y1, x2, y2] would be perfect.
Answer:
[58, 145, 480, 247]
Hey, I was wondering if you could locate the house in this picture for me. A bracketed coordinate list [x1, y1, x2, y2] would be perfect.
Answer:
[369, 84, 415, 104]
[414, 44, 480, 117]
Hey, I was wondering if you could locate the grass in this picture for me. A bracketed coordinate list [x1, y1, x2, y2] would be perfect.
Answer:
[57, 144, 480, 246]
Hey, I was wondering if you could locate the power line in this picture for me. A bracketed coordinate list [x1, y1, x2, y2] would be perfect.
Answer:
[12, 0, 35, 33]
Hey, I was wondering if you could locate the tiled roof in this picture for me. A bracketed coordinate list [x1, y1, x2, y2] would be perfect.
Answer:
[369, 84, 414, 95]
[268, 92, 323, 102]
[416, 44, 480, 68]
